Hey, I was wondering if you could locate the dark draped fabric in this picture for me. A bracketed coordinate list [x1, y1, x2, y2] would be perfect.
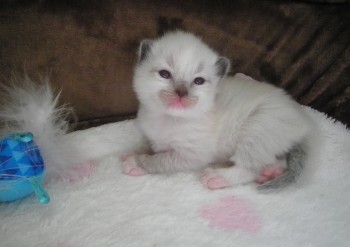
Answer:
[1, 0, 349, 128]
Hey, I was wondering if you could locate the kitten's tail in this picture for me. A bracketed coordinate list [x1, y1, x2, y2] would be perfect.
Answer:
[0, 75, 74, 179]
[257, 143, 306, 191]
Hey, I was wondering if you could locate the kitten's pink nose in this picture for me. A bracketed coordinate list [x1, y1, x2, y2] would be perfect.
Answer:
[175, 85, 188, 98]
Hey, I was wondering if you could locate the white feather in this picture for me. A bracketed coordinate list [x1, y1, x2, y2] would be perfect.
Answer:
[0, 75, 74, 180]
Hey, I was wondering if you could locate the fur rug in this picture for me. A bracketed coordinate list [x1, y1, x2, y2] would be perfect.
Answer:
[1, 108, 349, 247]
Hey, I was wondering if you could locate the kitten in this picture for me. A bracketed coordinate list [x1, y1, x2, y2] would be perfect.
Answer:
[121, 31, 314, 190]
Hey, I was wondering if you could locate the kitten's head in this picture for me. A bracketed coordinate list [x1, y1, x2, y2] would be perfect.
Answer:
[133, 31, 230, 117]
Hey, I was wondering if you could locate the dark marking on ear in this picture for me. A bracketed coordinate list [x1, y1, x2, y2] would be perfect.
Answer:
[215, 57, 231, 78]
[139, 39, 153, 62]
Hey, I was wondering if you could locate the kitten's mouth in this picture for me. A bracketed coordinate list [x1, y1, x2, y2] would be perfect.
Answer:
[159, 90, 198, 109]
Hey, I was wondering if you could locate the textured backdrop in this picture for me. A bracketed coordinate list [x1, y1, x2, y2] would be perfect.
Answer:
[0, 0, 349, 128]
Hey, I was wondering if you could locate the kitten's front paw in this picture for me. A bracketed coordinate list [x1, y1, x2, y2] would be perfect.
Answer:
[200, 170, 232, 190]
[120, 154, 147, 176]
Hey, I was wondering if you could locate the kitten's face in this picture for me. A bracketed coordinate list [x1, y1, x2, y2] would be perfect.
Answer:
[133, 31, 230, 118]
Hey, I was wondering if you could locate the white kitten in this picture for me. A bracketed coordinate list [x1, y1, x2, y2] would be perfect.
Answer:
[122, 31, 314, 190]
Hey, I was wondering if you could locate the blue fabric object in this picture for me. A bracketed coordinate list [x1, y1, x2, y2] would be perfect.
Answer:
[0, 133, 50, 203]
[0, 133, 44, 180]
[0, 172, 45, 202]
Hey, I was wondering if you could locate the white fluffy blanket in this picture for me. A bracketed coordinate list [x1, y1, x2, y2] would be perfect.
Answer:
[1, 108, 350, 247]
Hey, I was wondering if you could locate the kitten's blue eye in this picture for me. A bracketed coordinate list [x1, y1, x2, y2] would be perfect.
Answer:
[159, 70, 171, 79]
[193, 77, 205, 85]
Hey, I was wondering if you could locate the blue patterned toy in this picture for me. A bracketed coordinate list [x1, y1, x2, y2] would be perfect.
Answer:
[0, 132, 50, 204]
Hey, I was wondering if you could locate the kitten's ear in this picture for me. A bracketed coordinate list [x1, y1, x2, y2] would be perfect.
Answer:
[215, 57, 231, 78]
[138, 39, 153, 63]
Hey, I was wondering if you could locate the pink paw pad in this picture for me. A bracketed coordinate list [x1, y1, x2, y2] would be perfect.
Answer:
[120, 154, 147, 176]
[201, 172, 232, 190]
[256, 165, 284, 184]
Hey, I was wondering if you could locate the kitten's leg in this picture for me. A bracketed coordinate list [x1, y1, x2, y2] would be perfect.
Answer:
[120, 154, 147, 176]
[120, 143, 154, 176]
[123, 150, 206, 175]
[201, 159, 287, 189]
[200, 165, 256, 190]
[200, 169, 232, 190]
[229, 105, 304, 177]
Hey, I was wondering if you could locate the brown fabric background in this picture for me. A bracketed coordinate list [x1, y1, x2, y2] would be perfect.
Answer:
[0, 0, 349, 128]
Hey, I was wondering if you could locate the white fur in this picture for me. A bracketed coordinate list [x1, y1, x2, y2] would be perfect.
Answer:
[130, 31, 315, 186]
[0, 76, 74, 179]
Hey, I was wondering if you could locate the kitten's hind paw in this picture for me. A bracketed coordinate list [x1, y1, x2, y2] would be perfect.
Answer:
[256, 164, 284, 184]
[120, 154, 147, 176]
[201, 171, 232, 190]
